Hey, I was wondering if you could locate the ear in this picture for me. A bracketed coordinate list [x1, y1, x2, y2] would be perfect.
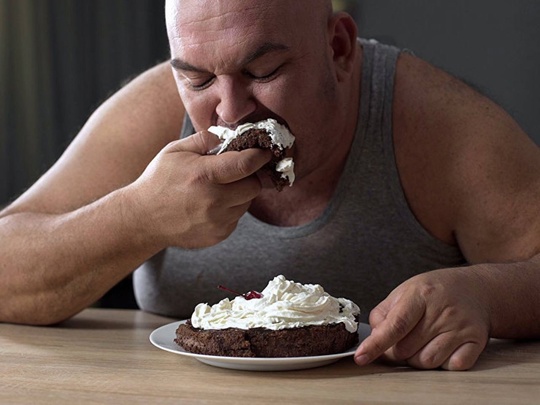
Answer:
[328, 12, 358, 82]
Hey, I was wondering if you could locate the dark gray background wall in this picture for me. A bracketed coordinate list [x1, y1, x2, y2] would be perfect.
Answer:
[355, 0, 540, 146]
[0, 0, 169, 209]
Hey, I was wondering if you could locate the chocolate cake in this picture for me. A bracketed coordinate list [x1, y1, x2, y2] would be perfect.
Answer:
[222, 128, 290, 191]
[173, 275, 361, 358]
[208, 119, 295, 191]
[175, 320, 359, 358]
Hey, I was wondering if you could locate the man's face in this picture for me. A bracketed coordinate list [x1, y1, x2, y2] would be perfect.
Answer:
[166, 0, 342, 181]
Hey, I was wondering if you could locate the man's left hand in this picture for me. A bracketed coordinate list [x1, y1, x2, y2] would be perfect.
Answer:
[354, 267, 491, 370]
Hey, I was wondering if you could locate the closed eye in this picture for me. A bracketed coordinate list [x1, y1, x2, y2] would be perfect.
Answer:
[187, 76, 216, 91]
[183, 65, 282, 91]
[244, 66, 281, 82]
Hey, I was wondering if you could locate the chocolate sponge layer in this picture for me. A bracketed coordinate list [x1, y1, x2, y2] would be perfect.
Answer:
[224, 128, 290, 191]
[175, 321, 359, 358]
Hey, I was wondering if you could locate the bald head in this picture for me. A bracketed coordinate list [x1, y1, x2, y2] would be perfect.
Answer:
[165, 0, 333, 15]
[165, 0, 334, 45]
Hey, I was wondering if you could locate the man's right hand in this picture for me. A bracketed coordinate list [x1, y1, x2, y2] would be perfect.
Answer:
[125, 130, 272, 249]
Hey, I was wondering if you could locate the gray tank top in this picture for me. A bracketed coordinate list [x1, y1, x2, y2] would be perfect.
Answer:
[133, 39, 466, 322]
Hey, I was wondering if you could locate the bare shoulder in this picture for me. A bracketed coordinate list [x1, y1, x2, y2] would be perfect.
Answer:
[1, 62, 184, 217]
[392, 52, 540, 263]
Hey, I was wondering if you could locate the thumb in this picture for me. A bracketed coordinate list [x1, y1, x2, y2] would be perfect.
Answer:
[165, 130, 221, 155]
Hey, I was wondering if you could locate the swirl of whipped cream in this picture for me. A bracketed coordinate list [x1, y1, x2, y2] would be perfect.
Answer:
[207, 119, 295, 185]
[191, 275, 360, 333]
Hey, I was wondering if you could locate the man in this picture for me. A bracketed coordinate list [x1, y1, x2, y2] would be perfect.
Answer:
[0, 0, 539, 371]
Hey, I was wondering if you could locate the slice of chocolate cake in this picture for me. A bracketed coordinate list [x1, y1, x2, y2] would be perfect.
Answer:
[208, 119, 295, 191]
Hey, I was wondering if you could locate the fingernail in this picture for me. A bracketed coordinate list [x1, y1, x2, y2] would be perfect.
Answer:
[354, 354, 370, 366]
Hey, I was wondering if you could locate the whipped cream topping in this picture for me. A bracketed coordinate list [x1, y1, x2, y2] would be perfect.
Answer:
[191, 275, 360, 333]
[275, 157, 295, 185]
[207, 119, 295, 185]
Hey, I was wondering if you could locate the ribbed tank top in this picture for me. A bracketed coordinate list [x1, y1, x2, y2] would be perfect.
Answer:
[133, 39, 466, 321]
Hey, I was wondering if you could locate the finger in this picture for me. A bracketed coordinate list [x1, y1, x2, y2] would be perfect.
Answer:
[386, 313, 444, 361]
[206, 149, 272, 185]
[222, 201, 253, 225]
[354, 296, 425, 366]
[208, 202, 252, 239]
[212, 174, 263, 208]
[368, 301, 391, 329]
[165, 131, 221, 155]
[442, 341, 485, 371]
[400, 332, 461, 369]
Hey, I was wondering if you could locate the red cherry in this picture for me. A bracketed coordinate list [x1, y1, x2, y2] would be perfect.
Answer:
[244, 290, 263, 300]
[217, 285, 263, 300]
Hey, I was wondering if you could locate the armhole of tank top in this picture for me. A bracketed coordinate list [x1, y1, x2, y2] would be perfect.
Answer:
[322, 40, 370, 214]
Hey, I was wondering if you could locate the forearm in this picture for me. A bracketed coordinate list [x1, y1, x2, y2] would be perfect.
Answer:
[477, 253, 540, 339]
[0, 189, 161, 325]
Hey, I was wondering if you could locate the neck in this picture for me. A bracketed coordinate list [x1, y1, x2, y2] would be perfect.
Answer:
[250, 154, 348, 226]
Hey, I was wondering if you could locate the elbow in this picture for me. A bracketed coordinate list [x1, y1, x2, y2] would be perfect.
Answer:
[0, 294, 83, 326]
[1, 308, 81, 326]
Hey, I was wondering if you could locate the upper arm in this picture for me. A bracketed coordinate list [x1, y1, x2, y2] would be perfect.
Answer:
[1, 61, 185, 217]
[393, 53, 540, 264]
[451, 103, 540, 263]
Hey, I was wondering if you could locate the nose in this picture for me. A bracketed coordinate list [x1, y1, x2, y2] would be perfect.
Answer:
[215, 76, 256, 126]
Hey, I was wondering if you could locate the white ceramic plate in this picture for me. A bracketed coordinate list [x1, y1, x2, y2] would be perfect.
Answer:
[149, 320, 371, 371]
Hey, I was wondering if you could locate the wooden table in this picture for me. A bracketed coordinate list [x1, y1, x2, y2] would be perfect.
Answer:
[1, 309, 539, 404]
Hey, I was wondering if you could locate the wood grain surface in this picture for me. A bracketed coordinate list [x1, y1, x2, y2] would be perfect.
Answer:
[1, 309, 539, 404]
